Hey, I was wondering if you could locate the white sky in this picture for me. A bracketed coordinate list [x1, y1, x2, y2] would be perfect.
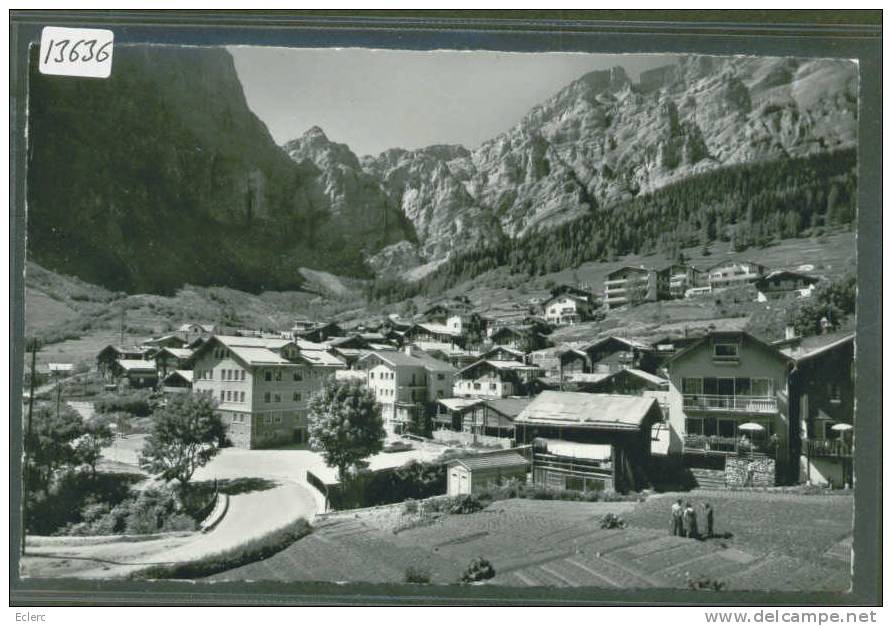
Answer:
[229, 47, 678, 157]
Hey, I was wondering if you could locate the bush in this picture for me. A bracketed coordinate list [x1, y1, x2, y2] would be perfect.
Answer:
[688, 576, 726, 591]
[93, 389, 155, 417]
[448, 494, 486, 515]
[132, 518, 313, 580]
[599, 513, 626, 529]
[404, 566, 431, 584]
[460, 557, 496, 583]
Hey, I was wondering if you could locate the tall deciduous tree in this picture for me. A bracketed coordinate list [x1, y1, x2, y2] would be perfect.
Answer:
[139, 391, 226, 489]
[24, 403, 87, 495]
[76, 418, 115, 478]
[308, 378, 385, 482]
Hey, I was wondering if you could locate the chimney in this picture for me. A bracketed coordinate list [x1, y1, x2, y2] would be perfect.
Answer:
[784, 325, 797, 341]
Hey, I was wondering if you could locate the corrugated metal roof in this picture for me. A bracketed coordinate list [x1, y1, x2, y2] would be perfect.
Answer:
[515, 391, 657, 430]
[449, 450, 529, 471]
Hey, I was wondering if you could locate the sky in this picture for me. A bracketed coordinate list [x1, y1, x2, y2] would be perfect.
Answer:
[229, 47, 678, 158]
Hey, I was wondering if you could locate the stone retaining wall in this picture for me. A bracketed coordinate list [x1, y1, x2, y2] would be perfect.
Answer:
[725, 455, 776, 487]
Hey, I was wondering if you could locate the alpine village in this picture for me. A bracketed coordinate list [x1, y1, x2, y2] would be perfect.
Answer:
[21, 49, 858, 591]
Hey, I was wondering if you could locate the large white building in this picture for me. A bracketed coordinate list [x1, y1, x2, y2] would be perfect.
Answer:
[190, 335, 344, 449]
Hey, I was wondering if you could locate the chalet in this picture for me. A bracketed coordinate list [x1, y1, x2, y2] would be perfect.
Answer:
[558, 336, 656, 380]
[325, 335, 374, 368]
[755, 270, 821, 301]
[96, 345, 153, 380]
[177, 323, 217, 336]
[190, 335, 344, 449]
[604, 266, 668, 310]
[489, 325, 550, 353]
[434, 397, 532, 442]
[356, 348, 455, 433]
[162, 369, 193, 394]
[142, 334, 188, 350]
[453, 359, 541, 399]
[154, 347, 194, 379]
[542, 292, 593, 326]
[479, 345, 528, 364]
[400, 323, 466, 349]
[111, 359, 158, 389]
[662, 264, 706, 299]
[411, 341, 479, 368]
[292, 321, 343, 343]
[568, 368, 668, 395]
[663, 331, 795, 483]
[515, 392, 663, 492]
[782, 333, 855, 488]
[706, 260, 767, 291]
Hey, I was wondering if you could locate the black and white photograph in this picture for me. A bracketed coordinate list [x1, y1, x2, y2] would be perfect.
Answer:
[10, 10, 880, 607]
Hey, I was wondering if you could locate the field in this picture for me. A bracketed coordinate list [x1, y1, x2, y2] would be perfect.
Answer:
[209, 492, 852, 592]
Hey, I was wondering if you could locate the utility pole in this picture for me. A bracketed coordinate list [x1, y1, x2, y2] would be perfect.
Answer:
[119, 307, 125, 345]
[22, 338, 39, 556]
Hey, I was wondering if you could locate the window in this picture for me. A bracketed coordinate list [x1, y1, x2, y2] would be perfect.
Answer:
[220, 390, 225, 402]
[293, 371, 303, 382]
[474, 383, 481, 390]
[274, 394, 281, 403]
[264, 392, 271, 403]
[828, 383, 842, 404]
[241, 370, 246, 381]
[437, 390, 444, 398]
[750, 378, 773, 397]
[275, 370, 282, 382]
[293, 392, 302, 402]
[713, 342, 739, 361]
[437, 373, 445, 381]
[240, 391, 245, 402]
[489, 383, 497, 391]
[265, 371, 272, 382]
[685, 417, 703, 435]
[370, 372, 375, 380]
[226, 390, 231, 401]
[682, 378, 703, 395]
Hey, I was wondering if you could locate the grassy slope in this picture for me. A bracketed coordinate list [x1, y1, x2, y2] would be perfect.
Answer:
[23, 230, 856, 367]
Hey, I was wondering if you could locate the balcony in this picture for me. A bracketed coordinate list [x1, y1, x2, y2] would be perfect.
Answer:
[804, 438, 852, 458]
[683, 434, 776, 456]
[683, 394, 777, 414]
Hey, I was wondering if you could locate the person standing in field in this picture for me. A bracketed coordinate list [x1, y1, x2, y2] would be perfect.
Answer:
[683, 502, 699, 539]
[670, 499, 683, 536]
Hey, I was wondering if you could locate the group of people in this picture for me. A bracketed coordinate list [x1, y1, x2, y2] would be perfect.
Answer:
[670, 499, 714, 540]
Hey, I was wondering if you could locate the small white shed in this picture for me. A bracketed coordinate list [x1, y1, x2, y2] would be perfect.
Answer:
[446, 450, 530, 496]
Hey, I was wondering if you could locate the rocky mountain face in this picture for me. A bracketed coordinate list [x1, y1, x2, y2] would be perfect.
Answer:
[287, 55, 856, 277]
[26, 46, 409, 294]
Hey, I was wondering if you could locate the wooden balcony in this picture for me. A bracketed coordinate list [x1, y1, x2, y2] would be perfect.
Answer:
[683, 394, 777, 414]
[803, 438, 852, 458]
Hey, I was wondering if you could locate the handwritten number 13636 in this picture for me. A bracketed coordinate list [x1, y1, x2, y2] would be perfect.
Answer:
[43, 39, 112, 64]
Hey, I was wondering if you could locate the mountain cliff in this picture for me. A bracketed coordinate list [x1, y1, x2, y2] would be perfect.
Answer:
[342, 55, 857, 275]
[26, 46, 407, 294]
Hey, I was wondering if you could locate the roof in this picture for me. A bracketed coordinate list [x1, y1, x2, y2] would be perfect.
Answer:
[780, 333, 855, 363]
[300, 350, 347, 367]
[295, 339, 329, 351]
[759, 269, 821, 283]
[448, 450, 529, 472]
[582, 335, 652, 353]
[177, 323, 215, 332]
[228, 346, 294, 366]
[606, 265, 650, 278]
[613, 368, 668, 387]
[705, 259, 766, 272]
[515, 392, 659, 431]
[215, 335, 292, 350]
[116, 359, 157, 372]
[164, 369, 193, 383]
[481, 346, 526, 358]
[437, 397, 483, 412]
[415, 322, 461, 337]
[156, 347, 193, 359]
[413, 341, 477, 356]
[482, 397, 534, 418]
[358, 350, 455, 372]
[48, 363, 74, 372]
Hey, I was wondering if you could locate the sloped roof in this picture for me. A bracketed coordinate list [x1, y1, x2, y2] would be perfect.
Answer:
[358, 350, 455, 372]
[156, 347, 193, 359]
[665, 331, 791, 367]
[482, 397, 534, 418]
[515, 391, 658, 431]
[611, 368, 668, 387]
[216, 335, 292, 349]
[780, 333, 855, 362]
[116, 359, 157, 372]
[437, 397, 483, 412]
[448, 450, 529, 471]
[300, 350, 346, 367]
[228, 346, 294, 365]
[416, 322, 461, 337]
[584, 335, 652, 352]
[164, 369, 193, 383]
